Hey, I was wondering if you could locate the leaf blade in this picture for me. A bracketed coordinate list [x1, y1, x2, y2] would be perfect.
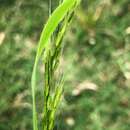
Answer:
[31, 0, 81, 130]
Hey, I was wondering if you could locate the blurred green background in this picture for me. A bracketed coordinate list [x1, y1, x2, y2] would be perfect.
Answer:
[0, 0, 130, 130]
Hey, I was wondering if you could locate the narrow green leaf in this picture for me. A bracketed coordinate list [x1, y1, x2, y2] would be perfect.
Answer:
[31, 0, 81, 130]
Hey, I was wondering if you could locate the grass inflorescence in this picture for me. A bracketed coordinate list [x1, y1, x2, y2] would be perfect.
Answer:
[31, 0, 81, 130]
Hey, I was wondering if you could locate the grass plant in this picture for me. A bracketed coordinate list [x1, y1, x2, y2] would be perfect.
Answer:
[0, 0, 130, 130]
[31, 0, 81, 130]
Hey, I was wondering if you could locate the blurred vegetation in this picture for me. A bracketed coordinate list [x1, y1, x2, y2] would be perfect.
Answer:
[0, 0, 130, 130]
